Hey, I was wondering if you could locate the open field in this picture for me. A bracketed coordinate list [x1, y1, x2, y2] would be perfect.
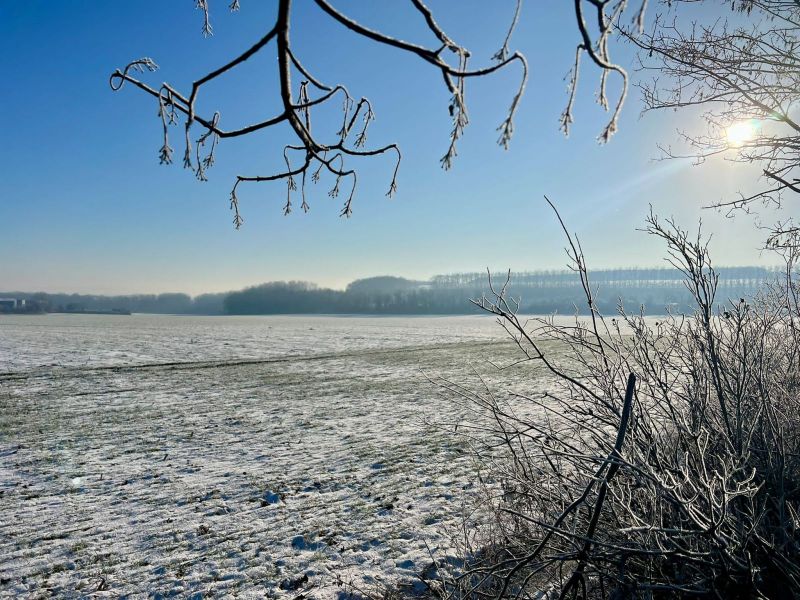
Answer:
[0, 315, 556, 598]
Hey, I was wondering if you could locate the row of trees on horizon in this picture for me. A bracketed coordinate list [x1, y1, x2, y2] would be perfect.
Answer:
[1, 266, 783, 316]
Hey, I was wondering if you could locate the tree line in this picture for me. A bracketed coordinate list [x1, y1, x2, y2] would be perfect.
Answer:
[0, 291, 227, 315]
[224, 267, 780, 315]
[2, 266, 780, 316]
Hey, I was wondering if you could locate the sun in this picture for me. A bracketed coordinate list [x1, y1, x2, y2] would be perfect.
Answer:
[726, 120, 758, 147]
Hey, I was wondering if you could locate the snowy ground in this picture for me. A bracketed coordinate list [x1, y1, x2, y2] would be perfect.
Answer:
[0, 315, 553, 598]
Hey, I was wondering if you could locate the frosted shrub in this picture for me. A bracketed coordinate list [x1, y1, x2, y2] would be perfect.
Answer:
[435, 210, 800, 598]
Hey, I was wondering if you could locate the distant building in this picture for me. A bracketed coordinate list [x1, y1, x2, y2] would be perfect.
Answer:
[0, 298, 25, 311]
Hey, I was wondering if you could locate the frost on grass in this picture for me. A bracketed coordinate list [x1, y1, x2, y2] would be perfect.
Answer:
[0, 315, 551, 597]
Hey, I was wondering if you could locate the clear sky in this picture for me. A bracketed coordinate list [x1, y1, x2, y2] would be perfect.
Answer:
[0, 1, 781, 295]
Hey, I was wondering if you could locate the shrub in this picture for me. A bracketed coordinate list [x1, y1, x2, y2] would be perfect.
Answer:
[435, 207, 800, 598]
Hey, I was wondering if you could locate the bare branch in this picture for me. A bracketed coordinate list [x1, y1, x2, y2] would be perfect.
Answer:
[112, 0, 527, 224]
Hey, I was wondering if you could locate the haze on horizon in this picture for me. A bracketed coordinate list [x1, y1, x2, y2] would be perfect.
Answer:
[1, 2, 783, 296]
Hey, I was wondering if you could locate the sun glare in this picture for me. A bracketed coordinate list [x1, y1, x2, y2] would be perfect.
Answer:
[726, 120, 758, 147]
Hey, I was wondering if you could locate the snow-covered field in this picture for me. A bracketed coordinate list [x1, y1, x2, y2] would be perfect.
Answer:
[0, 314, 551, 598]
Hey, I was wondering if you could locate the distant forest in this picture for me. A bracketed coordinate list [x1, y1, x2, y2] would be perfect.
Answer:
[1, 266, 783, 316]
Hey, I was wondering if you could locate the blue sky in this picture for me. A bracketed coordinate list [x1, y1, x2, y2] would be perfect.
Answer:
[0, 1, 778, 294]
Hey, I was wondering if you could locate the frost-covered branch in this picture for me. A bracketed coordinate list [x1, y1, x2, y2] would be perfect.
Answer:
[111, 0, 527, 226]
